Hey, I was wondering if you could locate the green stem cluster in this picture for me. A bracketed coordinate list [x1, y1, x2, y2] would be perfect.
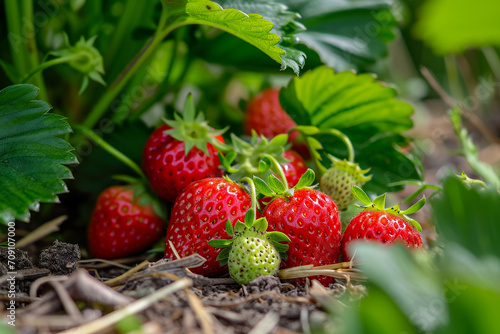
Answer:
[5, 0, 47, 100]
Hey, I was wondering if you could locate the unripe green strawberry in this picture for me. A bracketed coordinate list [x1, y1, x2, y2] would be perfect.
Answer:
[209, 209, 290, 285]
[320, 156, 371, 210]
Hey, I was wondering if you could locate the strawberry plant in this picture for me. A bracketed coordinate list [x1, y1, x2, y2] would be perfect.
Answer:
[1, 0, 500, 333]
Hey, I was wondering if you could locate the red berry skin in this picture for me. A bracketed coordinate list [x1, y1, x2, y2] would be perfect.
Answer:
[341, 210, 423, 262]
[280, 150, 308, 187]
[244, 88, 309, 158]
[264, 189, 341, 286]
[142, 124, 224, 203]
[88, 186, 165, 259]
[164, 178, 253, 276]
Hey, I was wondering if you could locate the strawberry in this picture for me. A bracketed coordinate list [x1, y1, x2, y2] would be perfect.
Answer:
[209, 209, 290, 284]
[281, 149, 308, 187]
[244, 88, 309, 158]
[220, 133, 307, 187]
[341, 186, 425, 261]
[320, 155, 371, 211]
[142, 94, 228, 203]
[164, 177, 254, 276]
[254, 169, 342, 286]
[88, 185, 165, 259]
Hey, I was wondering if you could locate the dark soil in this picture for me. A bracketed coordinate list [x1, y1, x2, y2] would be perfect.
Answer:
[38, 240, 80, 275]
[0, 241, 361, 334]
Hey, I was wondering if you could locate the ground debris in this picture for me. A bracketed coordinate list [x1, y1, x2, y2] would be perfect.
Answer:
[3, 252, 360, 334]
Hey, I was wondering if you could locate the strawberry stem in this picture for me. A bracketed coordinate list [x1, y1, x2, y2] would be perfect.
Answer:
[240, 177, 257, 221]
[323, 129, 354, 162]
[76, 124, 148, 183]
[261, 153, 289, 189]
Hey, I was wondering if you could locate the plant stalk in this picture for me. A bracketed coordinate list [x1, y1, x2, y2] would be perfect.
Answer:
[75, 125, 148, 183]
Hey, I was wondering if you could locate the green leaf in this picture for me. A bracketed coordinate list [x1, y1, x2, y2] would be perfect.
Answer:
[402, 196, 426, 215]
[253, 217, 268, 232]
[293, 125, 321, 136]
[226, 219, 234, 237]
[431, 175, 500, 258]
[351, 186, 371, 206]
[208, 239, 233, 248]
[0, 85, 77, 224]
[244, 208, 255, 227]
[280, 66, 420, 194]
[354, 243, 445, 332]
[188, 0, 306, 74]
[268, 134, 288, 148]
[285, 0, 397, 71]
[182, 93, 196, 123]
[272, 242, 289, 253]
[253, 176, 275, 197]
[216, 247, 231, 264]
[294, 168, 315, 190]
[372, 193, 386, 210]
[164, 0, 303, 74]
[234, 221, 246, 234]
[268, 174, 286, 194]
[266, 231, 291, 243]
[414, 0, 500, 54]
[258, 158, 271, 174]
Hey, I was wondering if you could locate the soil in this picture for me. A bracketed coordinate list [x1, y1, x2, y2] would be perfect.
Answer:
[0, 241, 362, 334]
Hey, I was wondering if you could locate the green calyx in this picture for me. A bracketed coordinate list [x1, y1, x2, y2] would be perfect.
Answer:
[351, 185, 425, 232]
[208, 209, 290, 284]
[50, 35, 106, 94]
[219, 132, 290, 182]
[253, 167, 316, 201]
[163, 94, 230, 156]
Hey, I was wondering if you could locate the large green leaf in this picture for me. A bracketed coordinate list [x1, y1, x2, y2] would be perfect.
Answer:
[414, 0, 500, 54]
[164, 0, 305, 74]
[0, 85, 77, 224]
[280, 66, 419, 193]
[338, 243, 500, 334]
[354, 244, 445, 332]
[431, 176, 500, 258]
[285, 0, 397, 71]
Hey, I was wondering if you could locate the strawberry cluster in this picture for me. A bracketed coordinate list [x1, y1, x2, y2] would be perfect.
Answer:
[87, 89, 424, 287]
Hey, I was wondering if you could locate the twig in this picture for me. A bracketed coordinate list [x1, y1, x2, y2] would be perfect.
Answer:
[420, 66, 500, 145]
[17, 215, 67, 248]
[309, 280, 340, 312]
[279, 265, 365, 281]
[21, 270, 132, 316]
[78, 259, 133, 270]
[104, 260, 150, 287]
[47, 280, 85, 323]
[185, 288, 214, 334]
[30, 275, 68, 298]
[248, 312, 279, 334]
[59, 278, 193, 334]
[204, 291, 312, 308]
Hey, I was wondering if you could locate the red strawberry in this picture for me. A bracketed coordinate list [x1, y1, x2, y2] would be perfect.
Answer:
[88, 186, 165, 259]
[255, 169, 341, 286]
[142, 94, 227, 202]
[280, 150, 308, 187]
[164, 178, 254, 276]
[341, 186, 425, 262]
[244, 88, 309, 158]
